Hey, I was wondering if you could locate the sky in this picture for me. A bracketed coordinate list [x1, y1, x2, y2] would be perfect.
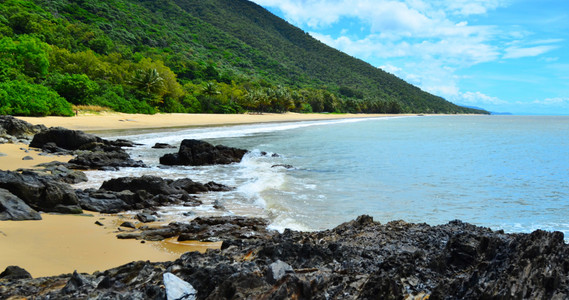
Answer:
[250, 0, 569, 115]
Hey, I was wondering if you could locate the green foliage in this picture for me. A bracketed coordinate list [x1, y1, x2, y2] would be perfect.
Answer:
[0, 0, 489, 116]
[0, 80, 73, 116]
[48, 73, 100, 105]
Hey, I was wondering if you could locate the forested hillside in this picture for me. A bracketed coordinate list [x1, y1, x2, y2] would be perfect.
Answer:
[0, 0, 488, 116]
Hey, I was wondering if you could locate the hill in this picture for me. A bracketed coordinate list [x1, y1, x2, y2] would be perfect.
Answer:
[0, 0, 488, 116]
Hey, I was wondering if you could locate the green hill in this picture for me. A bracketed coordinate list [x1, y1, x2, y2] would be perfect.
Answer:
[0, 0, 488, 116]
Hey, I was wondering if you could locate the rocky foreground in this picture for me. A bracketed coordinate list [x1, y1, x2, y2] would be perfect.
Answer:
[2, 116, 569, 299]
[1, 215, 568, 299]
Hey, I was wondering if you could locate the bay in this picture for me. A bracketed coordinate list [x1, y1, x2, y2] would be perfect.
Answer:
[85, 115, 569, 237]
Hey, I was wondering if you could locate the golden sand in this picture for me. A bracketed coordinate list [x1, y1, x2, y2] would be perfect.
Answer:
[0, 143, 74, 171]
[17, 112, 396, 132]
[0, 212, 220, 278]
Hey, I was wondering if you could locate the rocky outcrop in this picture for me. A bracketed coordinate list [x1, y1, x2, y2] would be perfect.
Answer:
[2, 215, 569, 299]
[116, 216, 275, 242]
[29, 127, 99, 151]
[0, 188, 41, 220]
[160, 139, 247, 166]
[0, 170, 82, 214]
[67, 151, 146, 170]
[28, 127, 146, 170]
[76, 175, 232, 213]
[0, 116, 46, 143]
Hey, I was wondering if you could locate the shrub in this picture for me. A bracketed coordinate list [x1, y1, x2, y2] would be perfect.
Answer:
[0, 80, 73, 116]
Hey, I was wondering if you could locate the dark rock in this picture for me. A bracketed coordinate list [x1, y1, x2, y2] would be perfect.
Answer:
[21, 156, 33, 161]
[62, 270, 93, 294]
[271, 164, 294, 169]
[68, 151, 147, 170]
[136, 213, 157, 223]
[95, 221, 104, 226]
[0, 170, 81, 214]
[152, 143, 176, 149]
[0, 266, 32, 280]
[4, 216, 569, 299]
[0, 188, 42, 220]
[102, 175, 180, 196]
[120, 221, 136, 229]
[159, 139, 247, 166]
[30, 127, 100, 150]
[0, 116, 46, 140]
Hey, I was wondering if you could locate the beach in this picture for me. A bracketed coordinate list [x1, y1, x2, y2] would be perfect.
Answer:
[17, 112, 395, 132]
[0, 112, 390, 278]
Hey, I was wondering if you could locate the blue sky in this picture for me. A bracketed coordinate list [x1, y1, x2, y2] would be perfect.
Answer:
[250, 0, 569, 115]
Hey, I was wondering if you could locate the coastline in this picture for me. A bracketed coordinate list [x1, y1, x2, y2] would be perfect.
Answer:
[16, 112, 404, 132]
[1, 112, 395, 278]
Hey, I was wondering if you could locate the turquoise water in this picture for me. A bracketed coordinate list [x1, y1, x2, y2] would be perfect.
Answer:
[88, 115, 569, 236]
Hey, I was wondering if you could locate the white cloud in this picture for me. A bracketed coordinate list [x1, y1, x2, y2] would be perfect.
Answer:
[459, 91, 508, 106]
[503, 45, 560, 59]
[532, 97, 569, 106]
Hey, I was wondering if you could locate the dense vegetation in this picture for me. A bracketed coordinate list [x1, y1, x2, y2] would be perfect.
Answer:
[0, 0, 488, 116]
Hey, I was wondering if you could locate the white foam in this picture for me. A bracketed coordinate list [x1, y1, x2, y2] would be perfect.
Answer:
[115, 118, 385, 146]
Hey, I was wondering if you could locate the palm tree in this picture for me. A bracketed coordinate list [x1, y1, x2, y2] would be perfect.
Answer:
[132, 68, 164, 95]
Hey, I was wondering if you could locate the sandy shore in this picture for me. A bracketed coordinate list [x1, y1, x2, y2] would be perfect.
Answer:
[1, 112, 397, 278]
[17, 112, 398, 132]
[0, 143, 74, 171]
[0, 212, 221, 278]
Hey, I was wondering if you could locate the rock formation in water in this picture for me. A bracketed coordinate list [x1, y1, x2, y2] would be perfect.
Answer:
[160, 139, 247, 166]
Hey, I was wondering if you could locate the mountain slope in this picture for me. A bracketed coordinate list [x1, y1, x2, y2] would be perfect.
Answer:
[0, 0, 488, 115]
[172, 0, 464, 113]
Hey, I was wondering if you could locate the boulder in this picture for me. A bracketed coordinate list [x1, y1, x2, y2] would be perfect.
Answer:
[30, 127, 99, 150]
[0, 266, 32, 280]
[0, 188, 42, 220]
[68, 151, 146, 170]
[152, 143, 176, 149]
[160, 139, 247, 166]
[0, 115, 46, 141]
[0, 170, 81, 214]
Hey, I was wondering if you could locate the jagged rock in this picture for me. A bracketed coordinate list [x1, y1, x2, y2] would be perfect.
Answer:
[159, 139, 247, 166]
[3, 216, 569, 299]
[0, 188, 41, 220]
[76, 176, 225, 213]
[68, 151, 146, 170]
[163, 272, 197, 300]
[0, 170, 81, 214]
[0, 116, 46, 141]
[0, 266, 32, 280]
[136, 212, 157, 223]
[61, 271, 94, 294]
[266, 260, 294, 283]
[34, 162, 89, 184]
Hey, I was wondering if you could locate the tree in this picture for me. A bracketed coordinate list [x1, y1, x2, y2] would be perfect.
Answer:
[132, 68, 164, 96]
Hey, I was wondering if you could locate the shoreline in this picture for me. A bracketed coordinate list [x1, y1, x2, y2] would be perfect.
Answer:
[17, 112, 408, 133]
[2, 112, 397, 278]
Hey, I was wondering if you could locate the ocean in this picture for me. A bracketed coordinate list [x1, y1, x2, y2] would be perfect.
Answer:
[77, 115, 569, 237]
